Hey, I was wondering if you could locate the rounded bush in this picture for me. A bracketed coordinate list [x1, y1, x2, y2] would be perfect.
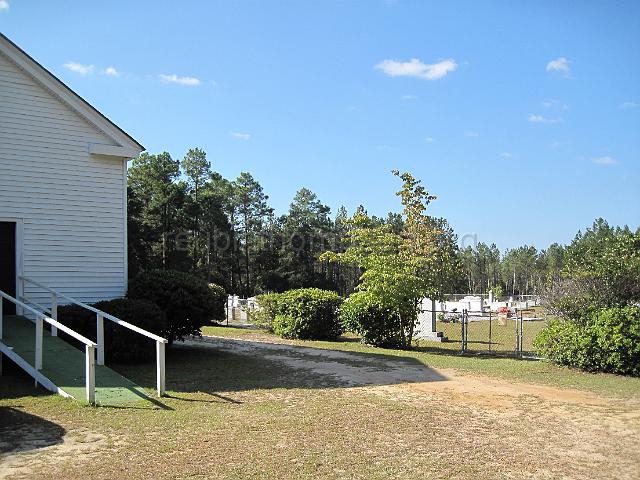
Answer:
[57, 298, 167, 363]
[128, 269, 226, 343]
[339, 294, 405, 348]
[271, 288, 343, 340]
[534, 306, 640, 376]
[250, 293, 284, 330]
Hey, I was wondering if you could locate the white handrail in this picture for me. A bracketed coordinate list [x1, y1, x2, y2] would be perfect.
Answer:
[0, 289, 96, 404]
[20, 276, 167, 397]
[0, 291, 96, 346]
[20, 276, 167, 343]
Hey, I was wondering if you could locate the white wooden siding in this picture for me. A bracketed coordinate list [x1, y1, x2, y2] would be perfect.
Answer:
[0, 49, 128, 308]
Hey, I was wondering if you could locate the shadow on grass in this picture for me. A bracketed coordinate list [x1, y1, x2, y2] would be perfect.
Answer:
[110, 338, 450, 399]
[0, 405, 65, 455]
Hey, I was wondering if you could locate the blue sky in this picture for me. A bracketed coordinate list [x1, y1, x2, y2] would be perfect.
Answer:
[1, 1, 639, 250]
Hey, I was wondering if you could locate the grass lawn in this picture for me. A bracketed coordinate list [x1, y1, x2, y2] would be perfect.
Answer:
[1, 325, 639, 479]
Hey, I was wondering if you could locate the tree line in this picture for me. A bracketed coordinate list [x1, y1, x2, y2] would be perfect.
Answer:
[127, 149, 633, 298]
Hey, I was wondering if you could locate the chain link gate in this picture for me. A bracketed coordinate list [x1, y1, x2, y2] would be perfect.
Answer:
[458, 309, 545, 357]
[409, 305, 547, 358]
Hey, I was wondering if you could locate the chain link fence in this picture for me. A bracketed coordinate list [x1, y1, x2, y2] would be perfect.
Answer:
[417, 308, 546, 358]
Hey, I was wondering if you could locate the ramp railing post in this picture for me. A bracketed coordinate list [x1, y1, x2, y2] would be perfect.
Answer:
[51, 293, 58, 336]
[86, 344, 95, 404]
[35, 316, 43, 370]
[0, 299, 3, 376]
[96, 314, 104, 365]
[156, 340, 165, 397]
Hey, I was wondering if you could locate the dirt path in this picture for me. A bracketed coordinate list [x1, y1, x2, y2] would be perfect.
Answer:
[183, 335, 609, 407]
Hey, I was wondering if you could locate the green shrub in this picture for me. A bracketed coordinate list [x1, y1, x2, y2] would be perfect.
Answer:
[339, 293, 407, 348]
[128, 269, 226, 343]
[249, 293, 283, 330]
[57, 298, 167, 363]
[271, 288, 343, 340]
[534, 306, 640, 376]
[207, 283, 227, 320]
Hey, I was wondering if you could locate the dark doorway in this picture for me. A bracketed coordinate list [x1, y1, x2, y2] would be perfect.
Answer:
[0, 222, 17, 315]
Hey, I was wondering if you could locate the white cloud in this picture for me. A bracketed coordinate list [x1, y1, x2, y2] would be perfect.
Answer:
[501, 152, 513, 159]
[528, 113, 562, 123]
[102, 66, 119, 77]
[159, 74, 201, 86]
[619, 101, 640, 109]
[0, 0, 9, 11]
[592, 156, 618, 166]
[528, 114, 547, 122]
[541, 99, 568, 109]
[375, 58, 457, 80]
[546, 57, 570, 76]
[402, 94, 417, 100]
[231, 132, 251, 141]
[465, 131, 479, 138]
[424, 136, 434, 143]
[63, 62, 95, 75]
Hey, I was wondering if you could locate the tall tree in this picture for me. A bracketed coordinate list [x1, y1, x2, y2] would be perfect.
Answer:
[181, 147, 211, 269]
[322, 171, 460, 348]
[232, 172, 273, 295]
[128, 152, 184, 270]
[281, 188, 333, 288]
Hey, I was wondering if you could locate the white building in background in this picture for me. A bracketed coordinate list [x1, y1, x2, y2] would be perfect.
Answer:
[0, 33, 144, 312]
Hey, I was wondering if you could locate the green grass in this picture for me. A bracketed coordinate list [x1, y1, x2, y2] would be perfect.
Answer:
[1, 325, 640, 479]
[201, 325, 640, 400]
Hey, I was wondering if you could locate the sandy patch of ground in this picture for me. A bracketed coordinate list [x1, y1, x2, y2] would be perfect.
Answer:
[0, 425, 118, 479]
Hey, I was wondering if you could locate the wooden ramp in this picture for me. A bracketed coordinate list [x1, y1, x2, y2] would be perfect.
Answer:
[0, 315, 151, 406]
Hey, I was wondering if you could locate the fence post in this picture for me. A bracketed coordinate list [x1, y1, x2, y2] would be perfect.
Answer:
[156, 340, 166, 397]
[460, 310, 465, 353]
[488, 309, 492, 353]
[86, 344, 95, 404]
[96, 314, 105, 366]
[51, 293, 58, 337]
[515, 308, 520, 357]
[462, 309, 469, 353]
[431, 299, 437, 334]
[519, 312, 524, 358]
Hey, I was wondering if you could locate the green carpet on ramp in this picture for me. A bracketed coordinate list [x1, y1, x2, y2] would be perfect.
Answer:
[1, 315, 152, 406]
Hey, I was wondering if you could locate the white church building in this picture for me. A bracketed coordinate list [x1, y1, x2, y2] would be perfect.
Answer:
[0, 33, 144, 313]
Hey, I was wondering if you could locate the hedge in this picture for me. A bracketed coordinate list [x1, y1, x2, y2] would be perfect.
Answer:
[128, 269, 226, 343]
[339, 294, 406, 348]
[534, 306, 640, 376]
[269, 288, 343, 340]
